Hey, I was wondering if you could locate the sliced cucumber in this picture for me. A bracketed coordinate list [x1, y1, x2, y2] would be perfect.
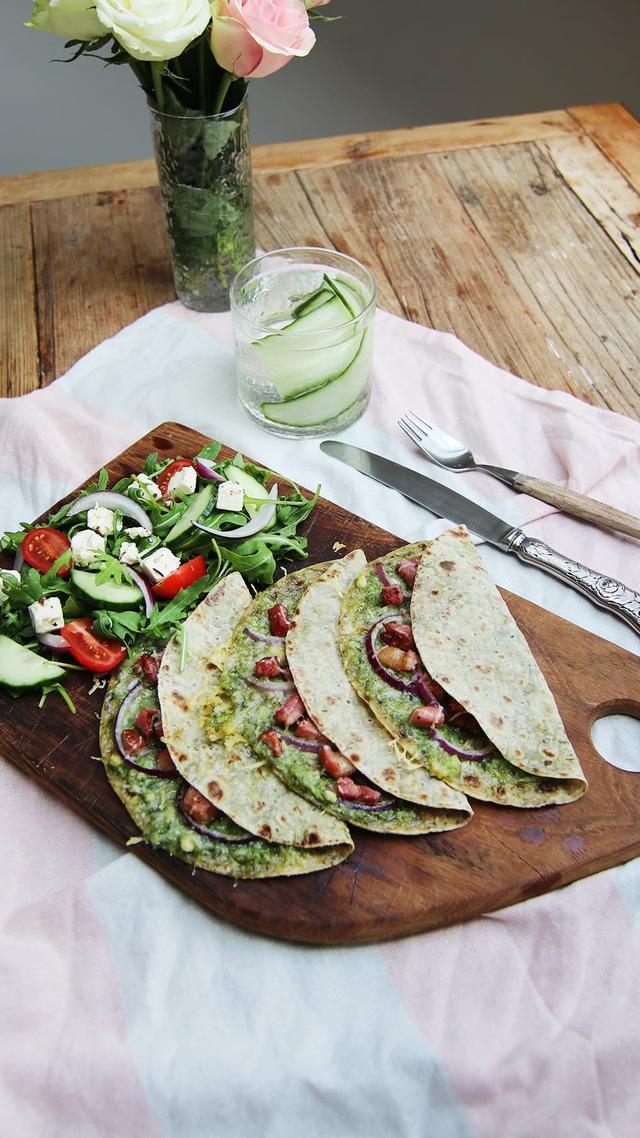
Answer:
[253, 296, 362, 400]
[71, 569, 143, 610]
[165, 484, 213, 544]
[0, 635, 66, 691]
[292, 285, 333, 318]
[221, 466, 276, 529]
[261, 327, 373, 428]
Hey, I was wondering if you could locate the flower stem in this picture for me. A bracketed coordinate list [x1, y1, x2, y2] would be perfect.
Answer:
[151, 62, 165, 112]
[212, 72, 232, 116]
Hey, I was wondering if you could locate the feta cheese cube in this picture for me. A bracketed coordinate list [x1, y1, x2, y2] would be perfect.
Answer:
[71, 529, 105, 567]
[87, 506, 117, 536]
[28, 596, 65, 635]
[119, 542, 139, 566]
[0, 569, 21, 603]
[139, 546, 181, 584]
[125, 526, 152, 540]
[167, 466, 197, 497]
[216, 480, 244, 512]
[132, 473, 161, 502]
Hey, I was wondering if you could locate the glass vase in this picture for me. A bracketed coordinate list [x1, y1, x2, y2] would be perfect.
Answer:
[150, 99, 256, 312]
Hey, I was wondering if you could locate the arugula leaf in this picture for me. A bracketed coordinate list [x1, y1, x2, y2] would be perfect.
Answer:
[97, 468, 109, 491]
[93, 609, 143, 644]
[94, 553, 130, 587]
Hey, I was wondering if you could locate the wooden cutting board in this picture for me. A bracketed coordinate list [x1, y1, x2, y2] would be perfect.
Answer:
[2, 422, 639, 946]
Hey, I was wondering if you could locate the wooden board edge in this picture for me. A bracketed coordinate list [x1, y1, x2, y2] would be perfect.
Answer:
[0, 109, 580, 207]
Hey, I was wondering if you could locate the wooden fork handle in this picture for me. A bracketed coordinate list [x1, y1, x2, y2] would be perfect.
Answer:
[513, 474, 640, 540]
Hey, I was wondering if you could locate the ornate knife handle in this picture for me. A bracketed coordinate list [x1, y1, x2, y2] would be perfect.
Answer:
[506, 531, 640, 635]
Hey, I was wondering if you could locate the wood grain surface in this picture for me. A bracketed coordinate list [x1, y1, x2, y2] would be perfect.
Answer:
[1, 103, 639, 420]
[1, 423, 640, 946]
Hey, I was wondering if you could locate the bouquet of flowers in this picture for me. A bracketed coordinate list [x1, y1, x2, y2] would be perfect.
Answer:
[27, 0, 334, 309]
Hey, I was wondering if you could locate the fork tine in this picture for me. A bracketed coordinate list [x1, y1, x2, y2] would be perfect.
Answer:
[405, 410, 435, 434]
[398, 417, 423, 446]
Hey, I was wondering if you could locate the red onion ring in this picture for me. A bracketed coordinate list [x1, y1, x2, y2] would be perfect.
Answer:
[365, 618, 415, 693]
[243, 627, 284, 645]
[194, 457, 224, 482]
[114, 683, 179, 778]
[410, 673, 441, 707]
[67, 490, 153, 531]
[176, 783, 253, 843]
[124, 565, 156, 618]
[374, 562, 391, 587]
[430, 727, 495, 762]
[194, 484, 278, 539]
[275, 730, 323, 754]
[244, 677, 295, 695]
[37, 631, 69, 654]
[338, 796, 395, 813]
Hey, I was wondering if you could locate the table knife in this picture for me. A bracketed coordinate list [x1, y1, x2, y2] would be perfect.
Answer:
[321, 440, 640, 635]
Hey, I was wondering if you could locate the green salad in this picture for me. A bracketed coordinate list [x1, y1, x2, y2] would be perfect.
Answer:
[0, 441, 318, 703]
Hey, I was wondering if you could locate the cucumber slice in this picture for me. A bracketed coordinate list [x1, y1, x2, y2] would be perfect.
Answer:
[261, 327, 373, 428]
[253, 296, 362, 400]
[71, 569, 143, 610]
[292, 285, 333, 318]
[165, 484, 213, 544]
[0, 635, 66, 692]
[221, 466, 276, 529]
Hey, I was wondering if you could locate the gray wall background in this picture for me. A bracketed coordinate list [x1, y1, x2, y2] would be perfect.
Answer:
[2, 0, 639, 175]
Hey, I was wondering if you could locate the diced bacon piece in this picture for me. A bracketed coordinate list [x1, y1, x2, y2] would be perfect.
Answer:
[355, 785, 382, 806]
[335, 776, 361, 801]
[377, 646, 419, 672]
[335, 778, 382, 805]
[122, 728, 145, 755]
[254, 656, 285, 678]
[274, 692, 305, 728]
[381, 622, 415, 650]
[319, 745, 356, 779]
[396, 557, 419, 587]
[410, 705, 445, 728]
[295, 718, 322, 740]
[268, 603, 291, 636]
[381, 584, 404, 606]
[135, 707, 162, 741]
[183, 786, 218, 825]
[156, 748, 176, 773]
[134, 653, 160, 685]
[260, 729, 283, 757]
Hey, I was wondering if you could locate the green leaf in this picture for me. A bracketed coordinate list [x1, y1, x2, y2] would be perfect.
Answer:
[197, 442, 222, 463]
[38, 682, 76, 715]
[97, 468, 109, 491]
[202, 120, 239, 162]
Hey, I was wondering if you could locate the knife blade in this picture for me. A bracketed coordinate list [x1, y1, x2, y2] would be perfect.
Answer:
[320, 440, 640, 635]
[321, 440, 515, 549]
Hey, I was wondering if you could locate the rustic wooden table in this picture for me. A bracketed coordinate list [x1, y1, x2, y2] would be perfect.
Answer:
[2, 103, 639, 415]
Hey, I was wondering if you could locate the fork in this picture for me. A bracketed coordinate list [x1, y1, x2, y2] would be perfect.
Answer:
[398, 411, 640, 540]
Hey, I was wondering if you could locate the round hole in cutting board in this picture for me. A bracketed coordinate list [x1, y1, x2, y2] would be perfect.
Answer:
[591, 713, 640, 773]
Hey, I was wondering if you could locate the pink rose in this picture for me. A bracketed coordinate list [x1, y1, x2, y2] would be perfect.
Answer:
[210, 0, 316, 79]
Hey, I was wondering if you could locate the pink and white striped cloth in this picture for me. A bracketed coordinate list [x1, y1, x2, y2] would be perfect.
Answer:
[1, 304, 639, 1137]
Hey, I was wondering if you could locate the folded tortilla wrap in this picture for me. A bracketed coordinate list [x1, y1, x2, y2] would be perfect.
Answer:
[100, 646, 352, 878]
[286, 551, 471, 830]
[158, 573, 353, 851]
[410, 526, 586, 803]
[339, 537, 586, 807]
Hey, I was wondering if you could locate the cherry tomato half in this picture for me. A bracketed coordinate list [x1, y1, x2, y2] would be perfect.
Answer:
[21, 528, 71, 577]
[152, 554, 207, 600]
[157, 459, 195, 499]
[60, 617, 126, 673]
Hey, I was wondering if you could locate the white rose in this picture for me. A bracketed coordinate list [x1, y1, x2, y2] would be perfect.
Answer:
[95, 0, 211, 62]
[27, 0, 107, 40]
